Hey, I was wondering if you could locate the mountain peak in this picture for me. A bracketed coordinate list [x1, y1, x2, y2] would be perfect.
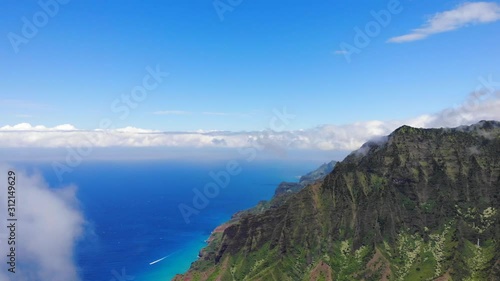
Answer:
[458, 120, 500, 131]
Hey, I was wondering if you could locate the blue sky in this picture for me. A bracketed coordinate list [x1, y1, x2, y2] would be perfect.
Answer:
[1, 0, 500, 132]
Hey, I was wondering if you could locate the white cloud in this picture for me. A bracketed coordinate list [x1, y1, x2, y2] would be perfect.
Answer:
[0, 123, 76, 131]
[0, 91, 499, 151]
[388, 2, 500, 43]
[0, 167, 86, 281]
[53, 124, 77, 131]
[200, 111, 251, 117]
[201, 112, 250, 117]
[114, 126, 159, 133]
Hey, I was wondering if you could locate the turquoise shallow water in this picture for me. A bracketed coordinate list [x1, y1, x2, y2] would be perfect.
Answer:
[139, 238, 207, 280]
[17, 159, 320, 281]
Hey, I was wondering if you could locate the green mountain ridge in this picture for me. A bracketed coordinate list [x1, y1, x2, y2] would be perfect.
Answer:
[174, 121, 500, 281]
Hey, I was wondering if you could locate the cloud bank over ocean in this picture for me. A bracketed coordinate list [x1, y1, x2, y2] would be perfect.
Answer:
[1, 92, 499, 152]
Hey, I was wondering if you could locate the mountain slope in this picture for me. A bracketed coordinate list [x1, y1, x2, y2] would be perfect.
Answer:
[231, 160, 337, 219]
[174, 121, 500, 281]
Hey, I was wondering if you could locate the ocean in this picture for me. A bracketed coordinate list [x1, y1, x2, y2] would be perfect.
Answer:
[18, 159, 321, 281]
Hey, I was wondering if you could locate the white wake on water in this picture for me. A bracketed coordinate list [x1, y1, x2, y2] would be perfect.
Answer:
[149, 255, 170, 265]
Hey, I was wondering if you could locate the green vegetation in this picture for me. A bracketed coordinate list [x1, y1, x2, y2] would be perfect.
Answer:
[174, 121, 500, 281]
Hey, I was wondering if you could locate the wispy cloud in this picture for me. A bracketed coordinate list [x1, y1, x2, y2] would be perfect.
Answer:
[201, 111, 250, 117]
[333, 50, 349, 55]
[152, 110, 250, 117]
[0, 90, 499, 151]
[152, 110, 191, 115]
[0, 99, 49, 109]
[388, 2, 500, 43]
[202, 112, 230, 116]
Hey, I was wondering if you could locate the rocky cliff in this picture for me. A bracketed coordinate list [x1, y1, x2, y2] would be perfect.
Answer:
[175, 121, 500, 281]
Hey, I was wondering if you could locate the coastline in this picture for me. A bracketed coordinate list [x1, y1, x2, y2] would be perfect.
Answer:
[140, 237, 207, 281]
[171, 161, 337, 280]
[147, 162, 331, 280]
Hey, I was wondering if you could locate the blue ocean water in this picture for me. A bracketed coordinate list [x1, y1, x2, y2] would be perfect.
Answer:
[20, 159, 320, 281]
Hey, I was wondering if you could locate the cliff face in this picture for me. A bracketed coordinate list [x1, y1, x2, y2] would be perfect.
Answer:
[231, 160, 336, 220]
[175, 121, 500, 281]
